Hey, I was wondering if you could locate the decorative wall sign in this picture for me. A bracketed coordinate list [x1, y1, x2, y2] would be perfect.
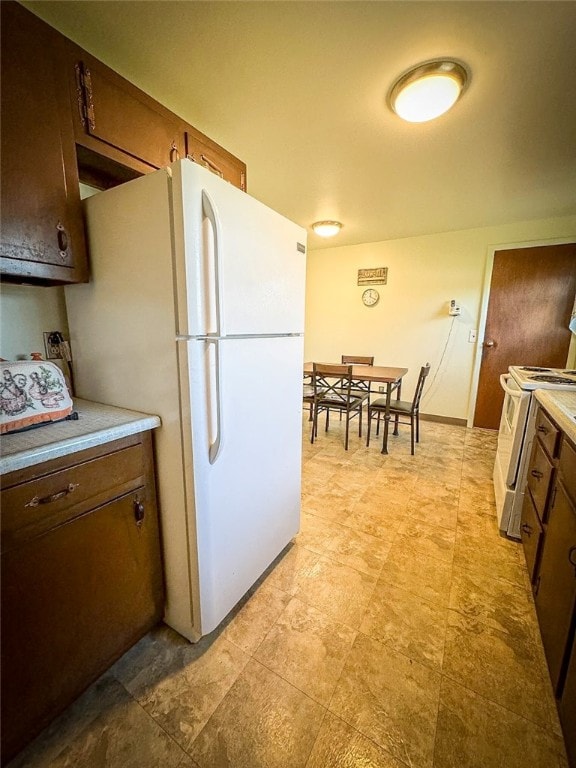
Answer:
[358, 267, 388, 286]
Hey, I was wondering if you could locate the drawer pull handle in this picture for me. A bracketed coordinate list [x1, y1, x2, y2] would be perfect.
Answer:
[521, 523, 532, 536]
[537, 425, 549, 435]
[530, 469, 543, 480]
[201, 154, 224, 178]
[25, 483, 79, 508]
[134, 499, 145, 527]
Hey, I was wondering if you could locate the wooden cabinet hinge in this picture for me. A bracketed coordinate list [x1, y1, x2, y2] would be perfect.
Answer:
[74, 62, 95, 131]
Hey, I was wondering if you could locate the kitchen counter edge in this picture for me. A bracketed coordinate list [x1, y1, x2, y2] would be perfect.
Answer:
[534, 389, 576, 446]
[0, 399, 161, 475]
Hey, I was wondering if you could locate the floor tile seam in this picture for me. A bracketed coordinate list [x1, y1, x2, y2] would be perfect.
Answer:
[270, 587, 363, 637]
[449, 561, 535, 600]
[372, 576, 453, 615]
[435, 669, 564, 739]
[450, 559, 526, 590]
[443, 605, 546, 657]
[114, 680, 198, 762]
[309, 547, 383, 587]
[353, 624, 448, 678]
[304, 709, 416, 768]
[244, 649, 338, 714]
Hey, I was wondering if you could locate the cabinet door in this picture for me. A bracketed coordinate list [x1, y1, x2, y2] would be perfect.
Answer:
[0, 2, 87, 283]
[185, 128, 247, 191]
[73, 54, 185, 170]
[520, 490, 544, 584]
[534, 480, 576, 692]
[0, 487, 163, 762]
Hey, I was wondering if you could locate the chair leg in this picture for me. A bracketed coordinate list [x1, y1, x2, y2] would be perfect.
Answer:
[410, 416, 415, 455]
[376, 412, 381, 436]
[416, 412, 420, 443]
[366, 409, 372, 446]
[345, 412, 350, 450]
[325, 409, 330, 432]
[358, 405, 362, 438]
[393, 413, 400, 436]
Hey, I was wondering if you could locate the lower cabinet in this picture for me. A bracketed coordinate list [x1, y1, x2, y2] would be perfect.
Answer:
[534, 478, 576, 690]
[559, 641, 576, 766]
[0, 432, 164, 764]
[523, 412, 576, 768]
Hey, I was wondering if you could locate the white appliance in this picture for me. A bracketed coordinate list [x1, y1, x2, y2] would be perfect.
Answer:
[65, 159, 307, 642]
[493, 365, 576, 539]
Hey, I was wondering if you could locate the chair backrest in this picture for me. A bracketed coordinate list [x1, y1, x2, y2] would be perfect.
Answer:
[341, 355, 374, 366]
[312, 363, 353, 402]
[412, 363, 431, 410]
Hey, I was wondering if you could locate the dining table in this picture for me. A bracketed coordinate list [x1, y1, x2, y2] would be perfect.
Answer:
[303, 363, 408, 454]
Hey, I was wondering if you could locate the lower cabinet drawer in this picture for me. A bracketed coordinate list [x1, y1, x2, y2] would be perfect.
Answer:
[520, 490, 544, 584]
[0, 486, 164, 763]
[1, 442, 145, 551]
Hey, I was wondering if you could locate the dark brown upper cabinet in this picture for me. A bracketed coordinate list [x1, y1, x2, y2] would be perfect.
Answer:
[64, 41, 247, 190]
[0, 1, 88, 284]
[185, 125, 247, 191]
[1, 2, 246, 285]
[68, 45, 186, 172]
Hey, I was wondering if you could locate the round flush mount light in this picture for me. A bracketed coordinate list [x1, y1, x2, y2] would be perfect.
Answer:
[388, 59, 470, 123]
[312, 220, 343, 237]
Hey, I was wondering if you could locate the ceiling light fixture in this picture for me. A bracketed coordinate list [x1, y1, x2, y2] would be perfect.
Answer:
[388, 59, 469, 123]
[312, 220, 342, 238]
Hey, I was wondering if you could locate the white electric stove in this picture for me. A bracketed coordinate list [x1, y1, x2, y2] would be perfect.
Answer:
[493, 365, 576, 539]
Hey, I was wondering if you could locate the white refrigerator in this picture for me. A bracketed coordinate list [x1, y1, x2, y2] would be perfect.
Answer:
[65, 160, 307, 642]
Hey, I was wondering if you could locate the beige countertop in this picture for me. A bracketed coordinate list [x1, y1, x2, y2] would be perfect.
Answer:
[0, 399, 161, 474]
[534, 389, 576, 445]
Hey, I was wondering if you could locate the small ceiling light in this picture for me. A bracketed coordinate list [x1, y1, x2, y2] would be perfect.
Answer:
[388, 59, 469, 123]
[312, 221, 342, 237]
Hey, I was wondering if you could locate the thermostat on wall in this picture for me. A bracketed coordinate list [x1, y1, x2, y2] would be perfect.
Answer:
[449, 299, 461, 316]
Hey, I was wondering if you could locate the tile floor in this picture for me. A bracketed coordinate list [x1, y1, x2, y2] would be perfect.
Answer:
[8, 415, 569, 768]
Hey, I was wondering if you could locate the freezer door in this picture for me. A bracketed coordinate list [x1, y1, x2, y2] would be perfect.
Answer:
[182, 335, 303, 637]
[171, 159, 307, 337]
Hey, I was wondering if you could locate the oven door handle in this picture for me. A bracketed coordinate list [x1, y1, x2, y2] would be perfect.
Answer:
[499, 373, 523, 399]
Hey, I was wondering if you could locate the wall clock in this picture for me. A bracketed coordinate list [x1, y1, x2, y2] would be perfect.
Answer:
[362, 288, 380, 307]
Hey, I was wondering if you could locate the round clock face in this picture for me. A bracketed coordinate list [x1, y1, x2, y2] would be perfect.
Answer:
[362, 288, 380, 307]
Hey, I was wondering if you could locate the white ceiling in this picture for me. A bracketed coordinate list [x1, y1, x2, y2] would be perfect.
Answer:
[25, 1, 576, 249]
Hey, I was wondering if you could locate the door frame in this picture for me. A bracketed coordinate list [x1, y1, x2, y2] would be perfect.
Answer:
[467, 236, 576, 428]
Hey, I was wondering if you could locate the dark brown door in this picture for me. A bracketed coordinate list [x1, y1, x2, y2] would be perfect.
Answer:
[473, 244, 576, 429]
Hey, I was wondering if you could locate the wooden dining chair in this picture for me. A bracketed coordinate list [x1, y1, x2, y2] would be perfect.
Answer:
[367, 363, 430, 454]
[339, 355, 374, 415]
[302, 374, 314, 421]
[310, 363, 366, 450]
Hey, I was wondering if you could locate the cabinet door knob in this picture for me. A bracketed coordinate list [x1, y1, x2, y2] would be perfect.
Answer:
[169, 142, 180, 163]
[134, 499, 145, 527]
[569, 546, 576, 576]
[530, 469, 543, 480]
[56, 222, 69, 255]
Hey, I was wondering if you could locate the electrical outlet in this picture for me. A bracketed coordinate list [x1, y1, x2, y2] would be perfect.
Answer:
[43, 331, 63, 360]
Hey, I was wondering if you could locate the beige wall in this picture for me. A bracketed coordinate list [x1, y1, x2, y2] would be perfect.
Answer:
[0, 284, 69, 361]
[304, 216, 576, 422]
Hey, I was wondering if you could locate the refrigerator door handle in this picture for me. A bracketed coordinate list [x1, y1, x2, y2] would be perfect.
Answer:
[202, 189, 223, 337]
[208, 339, 223, 464]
